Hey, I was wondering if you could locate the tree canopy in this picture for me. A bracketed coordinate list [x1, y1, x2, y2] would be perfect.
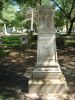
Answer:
[0, 0, 75, 35]
[2, 3, 16, 23]
[51, 0, 75, 34]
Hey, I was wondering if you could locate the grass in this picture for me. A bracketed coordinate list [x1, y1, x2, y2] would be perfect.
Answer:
[2, 35, 20, 44]
[0, 35, 21, 57]
[70, 32, 75, 35]
[0, 96, 4, 100]
[1, 35, 21, 49]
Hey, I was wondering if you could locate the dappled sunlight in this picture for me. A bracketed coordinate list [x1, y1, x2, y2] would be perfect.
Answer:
[9, 52, 19, 57]
[26, 93, 68, 100]
[11, 59, 17, 63]
[25, 56, 34, 59]
[28, 82, 68, 99]
[27, 45, 75, 100]
[57, 46, 75, 99]
[0, 40, 75, 99]
[0, 48, 37, 99]
[58, 47, 75, 62]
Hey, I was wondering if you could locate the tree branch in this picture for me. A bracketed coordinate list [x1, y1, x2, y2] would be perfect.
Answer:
[68, 0, 75, 19]
[61, 0, 66, 9]
[51, 0, 71, 20]
[39, 0, 41, 5]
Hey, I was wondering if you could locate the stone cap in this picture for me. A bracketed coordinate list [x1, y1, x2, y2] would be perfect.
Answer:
[38, 5, 55, 34]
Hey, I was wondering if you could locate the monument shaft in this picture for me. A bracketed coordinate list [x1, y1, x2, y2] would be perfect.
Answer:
[32, 6, 61, 79]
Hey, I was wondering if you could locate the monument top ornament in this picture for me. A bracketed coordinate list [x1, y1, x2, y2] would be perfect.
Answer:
[38, 5, 55, 34]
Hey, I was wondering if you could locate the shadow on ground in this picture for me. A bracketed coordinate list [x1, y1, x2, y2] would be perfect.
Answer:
[58, 46, 75, 99]
[0, 49, 36, 100]
[0, 45, 75, 99]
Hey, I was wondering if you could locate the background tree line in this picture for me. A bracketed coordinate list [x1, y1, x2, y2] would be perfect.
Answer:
[0, 0, 75, 35]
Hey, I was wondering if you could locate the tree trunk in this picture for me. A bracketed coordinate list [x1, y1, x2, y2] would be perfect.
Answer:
[66, 19, 69, 33]
[67, 19, 74, 35]
[39, 0, 42, 5]
[4, 23, 8, 35]
[31, 8, 34, 31]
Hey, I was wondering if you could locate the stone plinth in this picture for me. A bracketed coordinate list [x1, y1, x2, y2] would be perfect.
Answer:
[29, 79, 67, 94]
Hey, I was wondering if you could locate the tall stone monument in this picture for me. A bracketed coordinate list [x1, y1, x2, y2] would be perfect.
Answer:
[27, 6, 67, 100]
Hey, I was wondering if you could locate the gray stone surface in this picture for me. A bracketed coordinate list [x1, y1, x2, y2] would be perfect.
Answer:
[29, 81, 67, 94]
[28, 5, 67, 98]
[37, 34, 57, 66]
[30, 5, 65, 80]
[38, 6, 55, 34]
[32, 67, 61, 79]
[26, 93, 68, 100]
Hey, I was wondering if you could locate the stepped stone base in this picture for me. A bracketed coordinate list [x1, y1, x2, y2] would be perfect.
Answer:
[32, 67, 62, 79]
[29, 78, 67, 94]
[32, 62, 61, 79]
[27, 78, 67, 100]
[26, 93, 68, 100]
[28, 62, 67, 100]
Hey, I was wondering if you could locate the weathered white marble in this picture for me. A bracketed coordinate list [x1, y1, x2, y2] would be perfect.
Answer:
[38, 6, 55, 33]
[37, 34, 57, 66]
[32, 5, 62, 78]
[28, 6, 67, 98]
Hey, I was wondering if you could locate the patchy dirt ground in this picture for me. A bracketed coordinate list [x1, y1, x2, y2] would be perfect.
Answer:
[0, 46, 75, 100]
[0, 48, 36, 100]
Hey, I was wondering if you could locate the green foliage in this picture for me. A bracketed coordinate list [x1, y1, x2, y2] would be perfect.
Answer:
[16, 0, 53, 6]
[53, 0, 75, 18]
[54, 10, 65, 28]
[52, 0, 75, 34]
[0, 0, 13, 11]
[0, 19, 4, 24]
[0, 0, 4, 11]
[0, 95, 4, 100]
[14, 12, 23, 27]
[16, 0, 40, 7]
[2, 3, 16, 23]
[41, 0, 50, 5]
[2, 35, 20, 43]
[24, 20, 31, 29]
[1, 35, 21, 49]
[14, 3, 28, 28]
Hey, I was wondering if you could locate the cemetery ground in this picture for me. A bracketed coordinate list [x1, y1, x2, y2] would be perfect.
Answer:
[0, 35, 75, 99]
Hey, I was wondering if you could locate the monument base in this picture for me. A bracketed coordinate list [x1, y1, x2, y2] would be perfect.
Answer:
[26, 5, 68, 100]
[29, 78, 67, 93]
[27, 78, 67, 100]
[27, 63, 68, 100]
[32, 62, 61, 80]
[26, 93, 68, 100]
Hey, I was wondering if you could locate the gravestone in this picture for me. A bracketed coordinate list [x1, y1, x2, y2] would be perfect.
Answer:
[20, 35, 28, 49]
[27, 6, 67, 100]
